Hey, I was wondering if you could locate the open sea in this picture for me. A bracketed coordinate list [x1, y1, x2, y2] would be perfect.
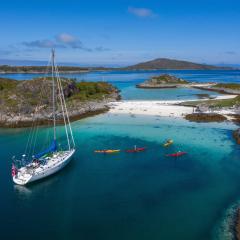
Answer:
[1, 70, 240, 240]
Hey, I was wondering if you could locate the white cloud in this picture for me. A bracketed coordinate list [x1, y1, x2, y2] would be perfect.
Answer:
[22, 33, 110, 52]
[55, 33, 84, 49]
[56, 33, 77, 43]
[128, 7, 157, 18]
[22, 39, 65, 48]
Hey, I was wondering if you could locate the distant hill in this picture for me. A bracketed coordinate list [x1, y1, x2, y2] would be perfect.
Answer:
[0, 58, 236, 73]
[0, 65, 110, 73]
[125, 58, 234, 70]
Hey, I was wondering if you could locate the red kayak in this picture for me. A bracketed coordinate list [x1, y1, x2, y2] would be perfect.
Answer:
[126, 147, 146, 153]
[166, 152, 187, 157]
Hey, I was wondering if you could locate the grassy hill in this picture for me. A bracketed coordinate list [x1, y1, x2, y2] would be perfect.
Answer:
[125, 58, 233, 70]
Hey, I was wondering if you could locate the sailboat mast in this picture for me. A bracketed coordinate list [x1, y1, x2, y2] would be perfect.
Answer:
[51, 49, 56, 140]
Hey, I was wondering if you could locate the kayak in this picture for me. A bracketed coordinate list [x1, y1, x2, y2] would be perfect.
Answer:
[163, 139, 173, 147]
[126, 147, 146, 153]
[95, 149, 120, 154]
[166, 152, 187, 157]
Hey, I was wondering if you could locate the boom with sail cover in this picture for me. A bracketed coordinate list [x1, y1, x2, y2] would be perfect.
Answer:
[34, 140, 57, 159]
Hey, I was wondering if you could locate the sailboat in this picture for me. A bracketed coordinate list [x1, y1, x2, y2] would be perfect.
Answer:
[12, 49, 76, 185]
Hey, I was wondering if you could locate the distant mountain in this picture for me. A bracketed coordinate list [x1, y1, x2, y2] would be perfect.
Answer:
[125, 58, 234, 70]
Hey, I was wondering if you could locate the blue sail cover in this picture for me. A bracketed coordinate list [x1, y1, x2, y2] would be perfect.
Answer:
[34, 140, 57, 159]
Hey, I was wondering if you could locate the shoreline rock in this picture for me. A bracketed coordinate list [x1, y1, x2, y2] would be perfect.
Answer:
[0, 77, 121, 128]
[0, 94, 121, 128]
[234, 208, 240, 240]
[233, 128, 240, 144]
[184, 113, 227, 122]
[136, 84, 178, 89]
[193, 86, 240, 95]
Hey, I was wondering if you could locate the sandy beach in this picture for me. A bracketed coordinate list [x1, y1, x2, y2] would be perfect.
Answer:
[108, 95, 238, 118]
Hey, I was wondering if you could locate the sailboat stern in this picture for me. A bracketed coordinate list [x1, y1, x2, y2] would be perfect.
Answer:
[13, 173, 33, 185]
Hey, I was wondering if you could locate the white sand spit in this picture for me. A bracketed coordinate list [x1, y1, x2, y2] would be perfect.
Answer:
[108, 95, 237, 118]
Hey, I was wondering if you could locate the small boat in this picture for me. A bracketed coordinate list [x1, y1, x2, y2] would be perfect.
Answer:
[95, 149, 120, 154]
[163, 139, 173, 147]
[126, 146, 146, 153]
[166, 151, 187, 157]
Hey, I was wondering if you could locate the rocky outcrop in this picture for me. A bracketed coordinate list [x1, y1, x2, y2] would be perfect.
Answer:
[234, 208, 240, 239]
[136, 74, 189, 89]
[233, 128, 240, 144]
[0, 97, 117, 128]
[0, 77, 120, 128]
[185, 113, 227, 123]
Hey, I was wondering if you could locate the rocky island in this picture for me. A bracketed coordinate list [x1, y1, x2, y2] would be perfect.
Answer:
[136, 74, 189, 89]
[137, 74, 240, 124]
[0, 77, 120, 127]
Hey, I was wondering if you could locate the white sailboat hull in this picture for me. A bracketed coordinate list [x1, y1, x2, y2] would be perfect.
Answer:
[13, 149, 75, 185]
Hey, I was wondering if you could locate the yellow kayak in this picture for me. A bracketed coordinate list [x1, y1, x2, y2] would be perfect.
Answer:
[163, 139, 173, 147]
[95, 149, 120, 154]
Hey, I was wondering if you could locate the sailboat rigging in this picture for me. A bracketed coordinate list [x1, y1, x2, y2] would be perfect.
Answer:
[12, 49, 76, 185]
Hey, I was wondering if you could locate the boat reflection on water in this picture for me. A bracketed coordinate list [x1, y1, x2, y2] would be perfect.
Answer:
[14, 185, 32, 199]
[13, 171, 62, 199]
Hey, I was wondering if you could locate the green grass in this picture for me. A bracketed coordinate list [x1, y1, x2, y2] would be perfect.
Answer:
[70, 81, 114, 101]
[181, 95, 240, 108]
[0, 78, 18, 91]
[150, 74, 188, 84]
[0, 77, 117, 112]
[213, 83, 240, 90]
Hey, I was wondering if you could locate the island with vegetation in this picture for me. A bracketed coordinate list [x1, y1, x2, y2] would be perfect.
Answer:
[0, 65, 110, 74]
[136, 74, 189, 88]
[0, 57, 235, 74]
[125, 58, 234, 70]
[0, 77, 120, 127]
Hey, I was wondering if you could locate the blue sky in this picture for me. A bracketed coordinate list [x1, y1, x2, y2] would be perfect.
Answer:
[0, 0, 239, 66]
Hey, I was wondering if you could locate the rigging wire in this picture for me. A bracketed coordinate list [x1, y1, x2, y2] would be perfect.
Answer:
[54, 64, 71, 150]
[54, 61, 75, 148]
[25, 53, 52, 160]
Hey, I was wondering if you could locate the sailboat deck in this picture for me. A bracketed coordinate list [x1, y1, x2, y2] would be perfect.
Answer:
[13, 149, 75, 185]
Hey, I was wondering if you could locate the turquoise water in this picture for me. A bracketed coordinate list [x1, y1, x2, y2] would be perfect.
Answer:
[3, 69, 239, 100]
[1, 70, 240, 239]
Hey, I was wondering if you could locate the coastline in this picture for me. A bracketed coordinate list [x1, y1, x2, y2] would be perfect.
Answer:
[0, 107, 109, 128]
[0, 96, 119, 128]
[138, 82, 240, 95]
[0, 68, 237, 75]
[108, 95, 237, 119]
[0, 70, 90, 74]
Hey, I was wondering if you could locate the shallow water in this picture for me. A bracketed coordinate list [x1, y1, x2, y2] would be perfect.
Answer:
[1, 114, 240, 240]
[1, 70, 240, 240]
